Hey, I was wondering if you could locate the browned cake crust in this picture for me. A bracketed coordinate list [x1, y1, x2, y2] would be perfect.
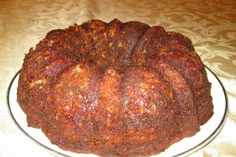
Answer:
[17, 19, 213, 157]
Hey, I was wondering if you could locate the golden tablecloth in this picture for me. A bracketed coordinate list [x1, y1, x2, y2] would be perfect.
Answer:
[1, 0, 236, 156]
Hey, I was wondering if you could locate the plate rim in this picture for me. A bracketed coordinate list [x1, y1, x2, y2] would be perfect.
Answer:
[7, 66, 228, 157]
[171, 67, 228, 157]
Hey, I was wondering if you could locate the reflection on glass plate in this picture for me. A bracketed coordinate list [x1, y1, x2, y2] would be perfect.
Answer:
[7, 67, 227, 157]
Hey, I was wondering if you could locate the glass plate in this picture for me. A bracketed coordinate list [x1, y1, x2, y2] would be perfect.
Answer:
[7, 67, 228, 157]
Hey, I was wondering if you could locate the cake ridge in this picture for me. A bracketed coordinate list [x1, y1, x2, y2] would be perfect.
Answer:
[17, 18, 213, 157]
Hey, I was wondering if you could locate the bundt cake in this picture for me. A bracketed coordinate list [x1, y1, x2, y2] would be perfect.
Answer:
[17, 19, 213, 157]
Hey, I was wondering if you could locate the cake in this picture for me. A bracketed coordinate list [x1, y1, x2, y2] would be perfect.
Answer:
[17, 19, 213, 157]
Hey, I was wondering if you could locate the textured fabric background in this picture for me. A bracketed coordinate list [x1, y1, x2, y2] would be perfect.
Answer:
[0, 0, 236, 156]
